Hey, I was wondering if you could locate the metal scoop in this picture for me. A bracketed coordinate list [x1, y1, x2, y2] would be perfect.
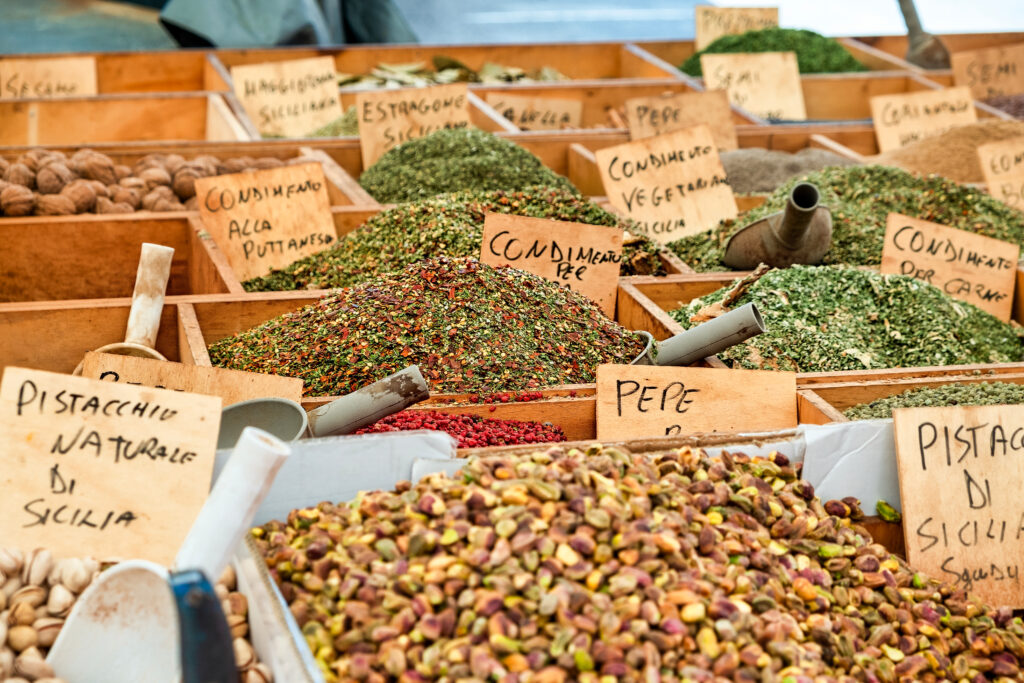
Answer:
[47, 427, 290, 683]
[898, 0, 950, 69]
[631, 303, 766, 366]
[722, 182, 832, 270]
[73, 242, 174, 375]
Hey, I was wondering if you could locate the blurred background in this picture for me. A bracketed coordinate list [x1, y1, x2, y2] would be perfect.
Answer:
[0, 0, 1020, 52]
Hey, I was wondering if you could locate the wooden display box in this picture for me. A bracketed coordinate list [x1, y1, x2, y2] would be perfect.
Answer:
[847, 31, 1024, 76]
[0, 93, 252, 146]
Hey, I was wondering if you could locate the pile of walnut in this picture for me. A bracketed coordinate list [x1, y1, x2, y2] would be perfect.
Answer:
[0, 149, 292, 217]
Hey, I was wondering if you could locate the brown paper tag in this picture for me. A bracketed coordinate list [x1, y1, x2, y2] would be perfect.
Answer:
[952, 43, 1024, 100]
[893, 404, 1024, 607]
[700, 51, 806, 121]
[978, 135, 1024, 211]
[595, 364, 796, 440]
[695, 7, 779, 51]
[479, 214, 623, 316]
[230, 56, 342, 138]
[595, 124, 738, 244]
[625, 90, 738, 149]
[195, 162, 338, 281]
[0, 367, 220, 564]
[356, 83, 471, 168]
[880, 213, 1019, 321]
[484, 93, 583, 131]
[870, 86, 977, 152]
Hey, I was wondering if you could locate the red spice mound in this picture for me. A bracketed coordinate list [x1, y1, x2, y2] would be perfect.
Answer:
[354, 410, 566, 448]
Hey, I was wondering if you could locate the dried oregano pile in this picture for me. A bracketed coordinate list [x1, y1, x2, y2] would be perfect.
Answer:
[669, 165, 1024, 271]
[681, 28, 867, 76]
[212, 257, 645, 396]
[254, 444, 1024, 682]
[359, 128, 575, 203]
[670, 266, 1024, 372]
[244, 187, 664, 291]
[844, 381, 1024, 420]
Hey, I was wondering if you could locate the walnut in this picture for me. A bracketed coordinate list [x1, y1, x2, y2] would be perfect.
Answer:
[60, 179, 97, 213]
[35, 163, 75, 194]
[95, 197, 135, 214]
[4, 163, 35, 189]
[218, 157, 253, 175]
[76, 153, 117, 185]
[110, 185, 141, 209]
[89, 180, 109, 198]
[184, 196, 199, 211]
[252, 157, 285, 170]
[114, 164, 132, 180]
[164, 155, 187, 175]
[141, 186, 176, 211]
[34, 194, 75, 216]
[0, 185, 34, 216]
[16, 150, 46, 172]
[192, 155, 220, 176]
[118, 177, 146, 191]
[172, 166, 203, 199]
[139, 167, 172, 189]
[152, 197, 186, 212]
[0, 158, 9, 175]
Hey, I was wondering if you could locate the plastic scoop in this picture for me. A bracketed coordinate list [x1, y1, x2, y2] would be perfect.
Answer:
[631, 303, 766, 367]
[73, 242, 175, 375]
[47, 427, 290, 683]
[898, 0, 950, 69]
[217, 365, 431, 449]
[722, 182, 832, 270]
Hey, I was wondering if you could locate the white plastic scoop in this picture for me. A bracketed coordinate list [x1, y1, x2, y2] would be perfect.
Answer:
[47, 426, 290, 682]
[73, 242, 174, 375]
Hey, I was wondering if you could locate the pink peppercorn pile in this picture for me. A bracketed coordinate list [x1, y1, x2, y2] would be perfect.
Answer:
[353, 410, 566, 448]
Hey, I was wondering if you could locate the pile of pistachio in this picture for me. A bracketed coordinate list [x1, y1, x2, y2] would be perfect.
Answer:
[0, 549, 271, 683]
[253, 444, 1024, 682]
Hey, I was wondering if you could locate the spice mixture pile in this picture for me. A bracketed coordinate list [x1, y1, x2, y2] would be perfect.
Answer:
[254, 444, 1024, 682]
[352, 410, 566, 448]
[720, 147, 859, 194]
[681, 28, 867, 76]
[670, 265, 1024, 373]
[243, 187, 663, 292]
[359, 129, 576, 203]
[211, 257, 646, 396]
[668, 165, 1024, 271]
[984, 94, 1024, 119]
[844, 381, 1024, 420]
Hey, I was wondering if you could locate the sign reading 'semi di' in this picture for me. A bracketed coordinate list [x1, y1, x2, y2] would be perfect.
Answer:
[893, 404, 1024, 607]
[195, 162, 337, 281]
[0, 57, 97, 99]
[479, 214, 623, 317]
[595, 365, 797, 441]
[230, 57, 342, 138]
[595, 125, 737, 244]
[700, 52, 806, 121]
[624, 90, 738, 150]
[951, 42, 1024, 99]
[880, 213, 1019, 321]
[356, 83, 471, 168]
[978, 135, 1024, 211]
[694, 6, 779, 51]
[869, 86, 977, 152]
[0, 367, 220, 565]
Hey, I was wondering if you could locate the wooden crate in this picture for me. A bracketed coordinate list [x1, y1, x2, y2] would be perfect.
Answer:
[0, 93, 252, 146]
[847, 32, 1024, 76]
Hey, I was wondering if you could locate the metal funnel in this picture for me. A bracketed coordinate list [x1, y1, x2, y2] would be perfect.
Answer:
[898, 0, 950, 69]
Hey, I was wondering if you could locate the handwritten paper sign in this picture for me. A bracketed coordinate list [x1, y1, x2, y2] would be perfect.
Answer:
[978, 135, 1024, 210]
[479, 214, 623, 316]
[595, 364, 796, 441]
[869, 86, 977, 152]
[0, 367, 220, 564]
[951, 43, 1024, 99]
[0, 57, 97, 99]
[595, 125, 737, 244]
[230, 56, 342, 138]
[695, 6, 779, 51]
[893, 404, 1024, 607]
[880, 213, 1019, 321]
[625, 90, 738, 150]
[356, 83, 471, 168]
[81, 353, 304, 407]
[483, 92, 582, 131]
[195, 162, 337, 281]
[700, 52, 806, 121]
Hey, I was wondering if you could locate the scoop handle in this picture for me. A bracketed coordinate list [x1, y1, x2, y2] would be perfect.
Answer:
[307, 365, 431, 437]
[657, 303, 766, 366]
[125, 243, 174, 348]
[175, 427, 290, 581]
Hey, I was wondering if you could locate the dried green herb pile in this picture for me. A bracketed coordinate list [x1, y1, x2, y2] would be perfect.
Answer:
[212, 257, 645, 396]
[339, 56, 567, 90]
[669, 165, 1024, 272]
[681, 28, 867, 76]
[359, 129, 576, 203]
[244, 187, 663, 292]
[844, 381, 1024, 420]
[670, 266, 1024, 372]
[254, 444, 1024, 683]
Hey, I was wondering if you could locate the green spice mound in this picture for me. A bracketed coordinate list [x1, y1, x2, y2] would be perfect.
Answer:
[670, 266, 1024, 373]
[845, 381, 1024, 420]
[669, 165, 1024, 271]
[212, 257, 646, 396]
[359, 128, 575, 203]
[681, 28, 867, 76]
[244, 187, 664, 292]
